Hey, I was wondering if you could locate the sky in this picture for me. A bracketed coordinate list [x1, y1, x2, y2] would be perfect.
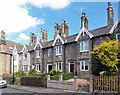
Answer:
[0, 0, 119, 45]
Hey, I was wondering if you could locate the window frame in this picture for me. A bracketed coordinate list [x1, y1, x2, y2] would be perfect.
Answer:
[48, 49, 51, 57]
[24, 54, 27, 59]
[36, 50, 41, 58]
[36, 64, 40, 72]
[116, 33, 120, 41]
[56, 62, 62, 72]
[80, 61, 89, 71]
[56, 45, 62, 55]
[80, 40, 89, 52]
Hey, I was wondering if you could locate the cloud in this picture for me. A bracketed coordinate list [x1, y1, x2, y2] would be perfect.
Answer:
[29, 0, 70, 10]
[18, 33, 29, 41]
[0, 0, 44, 34]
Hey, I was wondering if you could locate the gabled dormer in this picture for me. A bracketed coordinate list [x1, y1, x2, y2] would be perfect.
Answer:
[34, 39, 43, 58]
[53, 34, 64, 56]
[75, 13, 93, 42]
[75, 13, 93, 52]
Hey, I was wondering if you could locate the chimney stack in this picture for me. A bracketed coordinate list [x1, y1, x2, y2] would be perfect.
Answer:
[29, 33, 37, 46]
[40, 29, 48, 42]
[81, 12, 88, 29]
[54, 23, 58, 39]
[0, 30, 6, 52]
[107, 2, 114, 27]
[1, 30, 5, 41]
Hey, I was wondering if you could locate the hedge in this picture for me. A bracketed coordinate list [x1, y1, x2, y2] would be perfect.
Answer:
[50, 72, 73, 80]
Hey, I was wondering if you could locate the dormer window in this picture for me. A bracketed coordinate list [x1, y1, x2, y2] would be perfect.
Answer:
[37, 50, 41, 58]
[116, 33, 120, 41]
[56, 45, 62, 55]
[80, 40, 88, 52]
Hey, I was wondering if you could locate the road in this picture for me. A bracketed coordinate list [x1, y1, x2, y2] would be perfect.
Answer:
[0, 87, 33, 93]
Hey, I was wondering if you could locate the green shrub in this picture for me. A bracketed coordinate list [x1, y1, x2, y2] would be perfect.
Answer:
[16, 70, 26, 77]
[63, 72, 73, 80]
[29, 69, 36, 75]
[9, 79, 13, 84]
[50, 68, 56, 76]
[15, 79, 21, 85]
[50, 75, 59, 80]
[78, 84, 81, 88]
[50, 72, 73, 80]
[22, 73, 48, 78]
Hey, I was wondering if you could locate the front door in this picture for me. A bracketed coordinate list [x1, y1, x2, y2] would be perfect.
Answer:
[69, 62, 75, 74]
[47, 64, 52, 73]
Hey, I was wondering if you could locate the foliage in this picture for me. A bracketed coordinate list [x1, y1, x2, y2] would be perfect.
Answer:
[91, 54, 107, 76]
[63, 72, 73, 80]
[29, 69, 36, 75]
[50, 72, 73, 80]
[22, 73, 48, 78]
[91, 38, 120, 75]
[9, 79, 13, 84]
[78, 84, 81, 88]
[15, 79, 21, 85]
[50, 68, 57, 76]
[15, 70, 26, 77]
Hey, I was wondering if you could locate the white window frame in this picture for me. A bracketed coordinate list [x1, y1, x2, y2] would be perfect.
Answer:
[36, 50, 41, 58]
[56, 45, 62, 55]
[80, 61, 89, 71]
[48, 49, 51, 57]
[47, 64, 52, 73]
[56, 62, 62, 72]
[69, 61, 75, 73]
[24, 54, 27, 59]
[36, 64, 40, 72]
[80, 40, 89, 52]
[116, 33, 120, 41]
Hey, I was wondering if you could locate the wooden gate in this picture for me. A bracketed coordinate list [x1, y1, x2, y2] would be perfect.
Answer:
[93, 76, 120, 93]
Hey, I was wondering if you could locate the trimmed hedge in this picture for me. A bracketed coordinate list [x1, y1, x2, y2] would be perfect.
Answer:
[50, 72, 73, 80]
[22, 73, 48, 78]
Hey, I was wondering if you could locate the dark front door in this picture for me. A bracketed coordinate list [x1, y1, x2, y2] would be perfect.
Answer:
[48, 65, 52, 72]
[70, 64, 74, 74]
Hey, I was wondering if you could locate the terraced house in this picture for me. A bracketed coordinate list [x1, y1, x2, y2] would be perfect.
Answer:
[0, 2, 119, 78]
[33, 2, 120, 78]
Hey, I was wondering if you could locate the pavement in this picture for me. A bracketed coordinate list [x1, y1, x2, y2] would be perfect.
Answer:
[7, 84, 89, 94]
[1, 88, 32, 93]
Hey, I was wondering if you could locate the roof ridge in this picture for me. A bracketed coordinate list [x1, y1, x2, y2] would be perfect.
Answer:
[6, 40, 23, 46]
[89, 26, 108, 31]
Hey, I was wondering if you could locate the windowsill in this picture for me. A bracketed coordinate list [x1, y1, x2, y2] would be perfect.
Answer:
[81, 70, 89, 71]
[36, 71, 40, 72]
[36, 57, 40, 59]
[56, 54, 62, 56]
[80, 50, 89, 53]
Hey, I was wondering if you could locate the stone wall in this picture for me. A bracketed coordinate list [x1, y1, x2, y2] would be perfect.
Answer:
[47, 75, 78, 91]
[0, 52, 11, 76]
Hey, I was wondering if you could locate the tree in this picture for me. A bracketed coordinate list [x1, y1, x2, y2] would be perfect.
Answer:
[92, 38, 120, 75]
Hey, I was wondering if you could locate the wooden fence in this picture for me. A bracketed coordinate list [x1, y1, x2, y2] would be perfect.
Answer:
[93, 76, 120, 93]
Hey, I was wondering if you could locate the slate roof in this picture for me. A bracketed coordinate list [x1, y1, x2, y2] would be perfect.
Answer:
[26, 45, 34, 52]
[42, 40, 54, 48]
[6, 40, 23, 53]
[40, 26, 112, 48]
[89, 26, 111, 37]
